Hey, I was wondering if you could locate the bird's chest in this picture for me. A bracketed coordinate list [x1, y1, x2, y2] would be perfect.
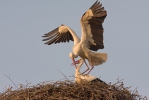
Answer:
[73, 44, 84, 57]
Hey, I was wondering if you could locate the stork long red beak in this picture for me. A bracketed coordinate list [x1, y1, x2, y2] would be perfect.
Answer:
[71, 57, 76, 68]
[71, 59, 82, 68]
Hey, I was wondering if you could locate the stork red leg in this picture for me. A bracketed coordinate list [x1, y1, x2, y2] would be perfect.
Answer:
[82, 60, 90, 74]
[86, 62, 94, 75]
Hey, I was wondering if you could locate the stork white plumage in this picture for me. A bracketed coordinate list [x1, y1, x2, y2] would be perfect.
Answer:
[42, 0, 107, 75]
[74, 59, 96, 84]
[73, 59, 106, 84]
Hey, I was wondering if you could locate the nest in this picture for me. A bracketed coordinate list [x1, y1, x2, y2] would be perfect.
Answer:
[0, 79, 147, 100]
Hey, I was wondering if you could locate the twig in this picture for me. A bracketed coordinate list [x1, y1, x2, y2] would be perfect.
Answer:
[4, 74, 18, 89]
[57, 69, 69, 80]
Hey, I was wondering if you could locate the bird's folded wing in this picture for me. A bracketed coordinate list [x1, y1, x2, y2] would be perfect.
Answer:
[80, 75, 97, 81]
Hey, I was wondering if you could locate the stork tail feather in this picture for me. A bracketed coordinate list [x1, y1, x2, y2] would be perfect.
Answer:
[88, 52, 107, 66]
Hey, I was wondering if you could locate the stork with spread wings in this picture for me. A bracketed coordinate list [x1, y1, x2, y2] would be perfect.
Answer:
[42, 0, 107, 75]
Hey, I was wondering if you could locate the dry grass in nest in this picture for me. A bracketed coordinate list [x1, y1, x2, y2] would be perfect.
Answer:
[0, 79, 147, 100]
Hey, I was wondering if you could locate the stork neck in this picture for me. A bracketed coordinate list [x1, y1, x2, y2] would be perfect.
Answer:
[75, 60, 83, 77]
[75, 62, 81, 82]
[65, 26, 80, 45]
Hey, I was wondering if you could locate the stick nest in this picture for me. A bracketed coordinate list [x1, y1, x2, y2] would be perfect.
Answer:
[0, 79, 147, 100]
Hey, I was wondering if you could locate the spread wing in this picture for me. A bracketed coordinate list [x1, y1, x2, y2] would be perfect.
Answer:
[80, 0, 107, 51]
[42, 25, 74, 45]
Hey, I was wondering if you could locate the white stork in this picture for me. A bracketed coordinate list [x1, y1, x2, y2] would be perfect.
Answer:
[73, 59, 106, 84]
[42, 0, 107, 75]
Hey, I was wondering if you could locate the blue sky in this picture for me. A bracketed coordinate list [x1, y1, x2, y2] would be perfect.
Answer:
[0, 0, 149, 98]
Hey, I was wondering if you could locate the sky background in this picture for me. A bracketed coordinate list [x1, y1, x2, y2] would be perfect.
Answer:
[0, 0, 149, 98]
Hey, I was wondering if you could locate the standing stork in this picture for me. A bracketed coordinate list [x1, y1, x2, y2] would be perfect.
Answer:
[42, 0, 107, 75]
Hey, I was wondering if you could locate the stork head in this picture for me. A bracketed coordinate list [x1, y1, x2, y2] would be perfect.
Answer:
[69, 52, 78, 58]
[69, 52, 78, 68]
